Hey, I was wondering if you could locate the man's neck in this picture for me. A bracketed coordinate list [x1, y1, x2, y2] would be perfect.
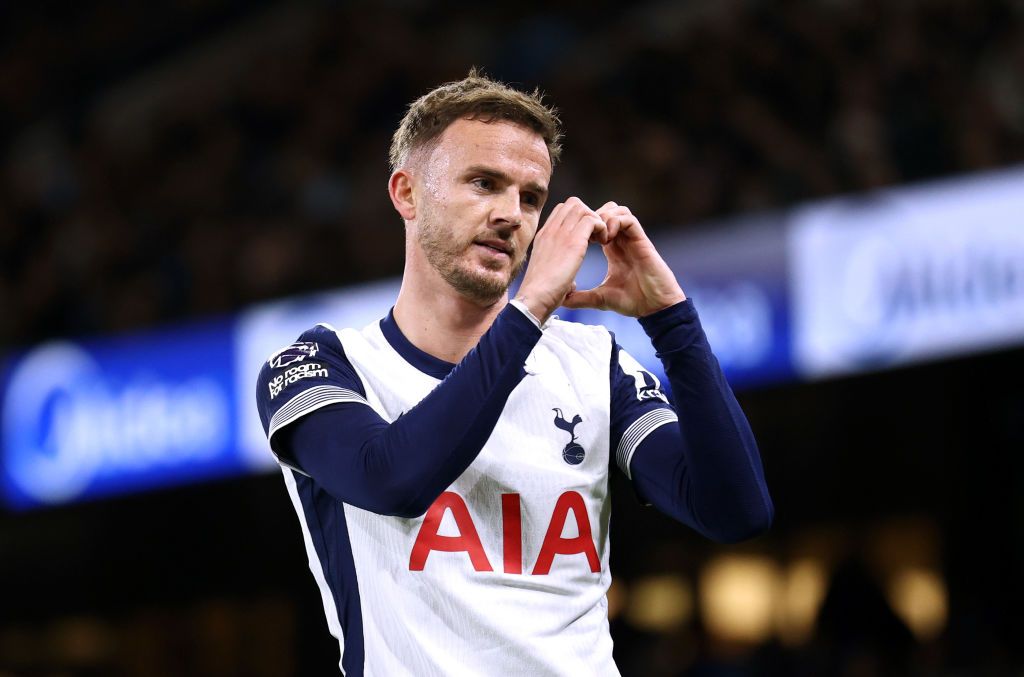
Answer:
[392, 279, 508, 365]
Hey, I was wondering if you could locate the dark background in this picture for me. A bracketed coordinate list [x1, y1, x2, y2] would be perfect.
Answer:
[1, 1, 1022, 675]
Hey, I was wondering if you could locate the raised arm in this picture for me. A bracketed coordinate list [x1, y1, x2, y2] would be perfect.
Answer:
[564, 202, 772, 542]
[256, 305, 541, 518]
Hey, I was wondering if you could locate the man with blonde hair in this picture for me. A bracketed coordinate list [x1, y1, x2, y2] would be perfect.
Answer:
[257, 70, 773, 676]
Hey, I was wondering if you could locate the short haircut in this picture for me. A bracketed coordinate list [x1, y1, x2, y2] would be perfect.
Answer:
[389, 68, 562, 172]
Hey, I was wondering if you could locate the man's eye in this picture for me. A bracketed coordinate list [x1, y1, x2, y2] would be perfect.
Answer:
[472, 178, 493, 190]
[522, 193, 539, 207]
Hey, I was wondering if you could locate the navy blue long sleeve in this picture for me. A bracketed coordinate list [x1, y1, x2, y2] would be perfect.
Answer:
[628, 300, 774, 542]
[270, 305, 541, 518]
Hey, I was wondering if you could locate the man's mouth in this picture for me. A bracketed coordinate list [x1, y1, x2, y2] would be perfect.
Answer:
[474, 240, 513, 257]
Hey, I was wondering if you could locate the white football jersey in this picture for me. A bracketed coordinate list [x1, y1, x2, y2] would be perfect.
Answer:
[258, 310, 678, 676]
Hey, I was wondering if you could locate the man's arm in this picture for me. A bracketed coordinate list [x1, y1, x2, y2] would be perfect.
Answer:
[256, 305, 541, 518]
[615, 301, 773, 543]
[558, 201, 772, 542]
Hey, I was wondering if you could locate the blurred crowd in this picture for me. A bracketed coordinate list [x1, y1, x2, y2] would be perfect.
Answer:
[1, 0, 1022, 347]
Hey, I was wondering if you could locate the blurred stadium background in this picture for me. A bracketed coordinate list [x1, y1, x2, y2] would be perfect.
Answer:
[1, 0, 1023, 675]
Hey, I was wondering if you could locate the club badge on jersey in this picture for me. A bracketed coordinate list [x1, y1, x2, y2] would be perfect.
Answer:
[552, 408, 586, 465]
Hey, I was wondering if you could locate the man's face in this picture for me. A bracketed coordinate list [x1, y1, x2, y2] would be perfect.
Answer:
[411, 118, 552, 304]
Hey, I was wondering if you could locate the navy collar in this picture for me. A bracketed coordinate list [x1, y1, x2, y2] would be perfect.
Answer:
[380, 308, 456, 380]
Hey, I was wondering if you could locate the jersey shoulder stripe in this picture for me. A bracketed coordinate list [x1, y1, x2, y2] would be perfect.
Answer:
[269, 385, 368, 437]
[616, 408, 679, 478]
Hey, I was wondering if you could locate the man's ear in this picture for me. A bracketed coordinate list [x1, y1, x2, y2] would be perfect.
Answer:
[389, 170, 416, 221]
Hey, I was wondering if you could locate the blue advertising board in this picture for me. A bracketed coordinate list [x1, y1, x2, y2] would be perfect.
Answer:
[0, 318, 239, 510]
[788, 166, 1024, 378]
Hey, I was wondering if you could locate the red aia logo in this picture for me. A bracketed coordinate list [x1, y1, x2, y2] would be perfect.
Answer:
[409, 491, 600, 575]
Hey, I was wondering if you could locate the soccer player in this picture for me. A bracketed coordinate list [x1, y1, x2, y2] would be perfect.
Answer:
[256, 71, 773, 676]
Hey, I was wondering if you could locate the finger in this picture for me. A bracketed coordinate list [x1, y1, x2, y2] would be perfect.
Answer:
[562, 286, 607, 310]
[562, 196, 592, 219]
[587, 215, 609, 244]
[551, 198, 590, 236]
[562, 202, 607, 244]
[596, 205, 632, 221]
[599, 212, 633, 241]
[539, 202, 566, 232]
[596, 205, 632, 236]
[602, 215, 622, 241]
[616, 212, 646, 240]
[596, 203, 626, 217]
[601, 209, 643, 241]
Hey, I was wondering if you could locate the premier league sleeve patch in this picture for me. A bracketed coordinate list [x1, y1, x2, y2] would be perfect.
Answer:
[268, 341, 320, 369]
[266, 341, 329, 400]
[255, 325, 370, 449]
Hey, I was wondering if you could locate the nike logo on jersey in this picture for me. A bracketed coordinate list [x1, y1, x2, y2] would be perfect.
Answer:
[619, 349, 669, 404]
[636, 371, 667, 402]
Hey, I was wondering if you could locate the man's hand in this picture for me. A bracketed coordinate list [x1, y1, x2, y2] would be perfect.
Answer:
[561, 202, 686, 317]
[515, 197, 609, 323]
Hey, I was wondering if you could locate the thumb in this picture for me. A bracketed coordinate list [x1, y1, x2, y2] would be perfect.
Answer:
[562, 286, 607, 310]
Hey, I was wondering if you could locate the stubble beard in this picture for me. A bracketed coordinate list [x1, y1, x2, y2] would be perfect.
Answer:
[417, 218, 528, 306]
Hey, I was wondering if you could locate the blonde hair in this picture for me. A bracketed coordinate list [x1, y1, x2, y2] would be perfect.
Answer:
[389, 68, 562, 171]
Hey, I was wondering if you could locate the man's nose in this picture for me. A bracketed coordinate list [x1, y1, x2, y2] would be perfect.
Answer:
[490, 188, 522, 228]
